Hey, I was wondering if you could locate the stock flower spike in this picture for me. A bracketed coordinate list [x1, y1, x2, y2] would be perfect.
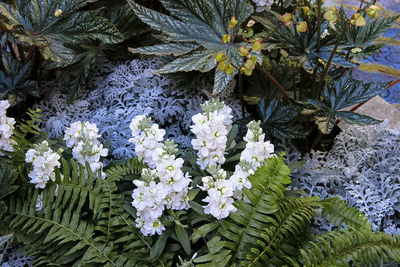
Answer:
[0, 100, 15, 155]
[130, 115, 191, 236]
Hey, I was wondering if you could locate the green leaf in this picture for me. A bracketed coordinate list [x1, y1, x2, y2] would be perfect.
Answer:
[149, 230, 169, 260]
[129, 43, 200, 56]
[308, 72, 388, 133]
[129, 0, 254, 94]
[156, 51, 217, 74]
[1, 0, 123, 63]
[0, 53, 37, 102]
[336, 111, 382, 125]
[259, 99, 306, 139]
[175, 225, 191, 255]
[0, 201, 6, 218]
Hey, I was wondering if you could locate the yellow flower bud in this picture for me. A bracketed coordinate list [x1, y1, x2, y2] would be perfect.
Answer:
[303, 6, 311, 16]
[238, 46, 249, 57]
[222, 34, 231, 44]
[251, 39, 262, 51]
[240, 66, 253, 76]
[229, 16, 238, 29]
[282, 13, 294, 26]
[323, 7, 338, 23]
[296, 21, 308, 32]
[350, 13, 366, 27]
[225, 64, 235, 75]
[351, 47, 362, 53]
[54, 9, 63, 18]
[366, 5, 381, 18]
[215, 52, 226, 62]
[218, 61, 228, 71]
[244, 59, 256, 70]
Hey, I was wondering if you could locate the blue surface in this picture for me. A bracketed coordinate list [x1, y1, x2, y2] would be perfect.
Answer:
[355, 2, 400, 104]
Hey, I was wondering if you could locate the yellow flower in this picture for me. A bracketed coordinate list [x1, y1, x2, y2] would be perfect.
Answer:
[296, 21, 308, 32]
[54, 9, 63, 18]
[222, 34, 231, 44]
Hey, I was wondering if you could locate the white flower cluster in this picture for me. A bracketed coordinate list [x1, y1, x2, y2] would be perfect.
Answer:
[130, 115, 191, 236]
[25, 141, 61, 189]
[64, 121, 108, 179]
[252, 0, 275, 12]
[200, 166, 237, 220]
[0, 100, 15, 155]
[128, 115, 165, 168]
[198, 120, 275, 220]
[190, 99, 233, 170]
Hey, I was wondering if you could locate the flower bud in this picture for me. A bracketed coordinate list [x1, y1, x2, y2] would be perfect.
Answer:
[296, 21, 308, 32]
[222, 34, 231, 44]
[218, 61, 228, 71]
[54, 9, 63, 17]
[238, 46, 249, 57]
[282, 13, 294, 26]
[229, 16, 238, 29]
[323, 7, 338, 24]
[350, 13, 366, 26]
[240, 66, 253, 76]
[244, 59, 256, 70]
[366, 5, 381, 18]
[247, 19, 256, 27]
[303, 6, 311, 16]
[215, 52, 226, 62]
[225, 64, 235, 75]
[251, 39, 262, 51]
[351, 47, 362, 54]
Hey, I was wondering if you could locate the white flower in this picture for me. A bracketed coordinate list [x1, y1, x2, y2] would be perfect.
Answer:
[321, 29, 329, 39]
[190, 100, 232, 170]
[129, 115, 165, 168]
[0, 100, 15, 155]
[25, 141, 61, 189]
[65, 121, 107, 179]
[64, 121, 101, 148]
[253, 0, 275, 12]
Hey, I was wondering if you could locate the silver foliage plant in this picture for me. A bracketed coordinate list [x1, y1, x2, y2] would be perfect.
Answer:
[286, 121, 400, 235]
[0, 242, 32, 267]
[36, 58, 244, 159]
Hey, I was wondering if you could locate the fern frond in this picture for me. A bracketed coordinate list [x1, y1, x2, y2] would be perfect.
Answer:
[195, 157, 319, 266]
[320, 197, 372, 230]
[9, 186, 115, 266]
[244, 197, 320, 266]
[300, 228, 400, 267]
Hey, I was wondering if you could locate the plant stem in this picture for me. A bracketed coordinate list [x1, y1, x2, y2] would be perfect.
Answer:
[317, 35, 343, 99]
[316, 0, 322, 53]
[261, 22, 283, 42]
[357, 0, 366, 12]
[256, 64, 289, 98]
[238, 73, 245, 117]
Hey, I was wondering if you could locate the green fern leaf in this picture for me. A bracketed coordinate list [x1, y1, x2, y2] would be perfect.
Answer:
[300, 228, 400, 267]
[320, 197, 372, 230]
